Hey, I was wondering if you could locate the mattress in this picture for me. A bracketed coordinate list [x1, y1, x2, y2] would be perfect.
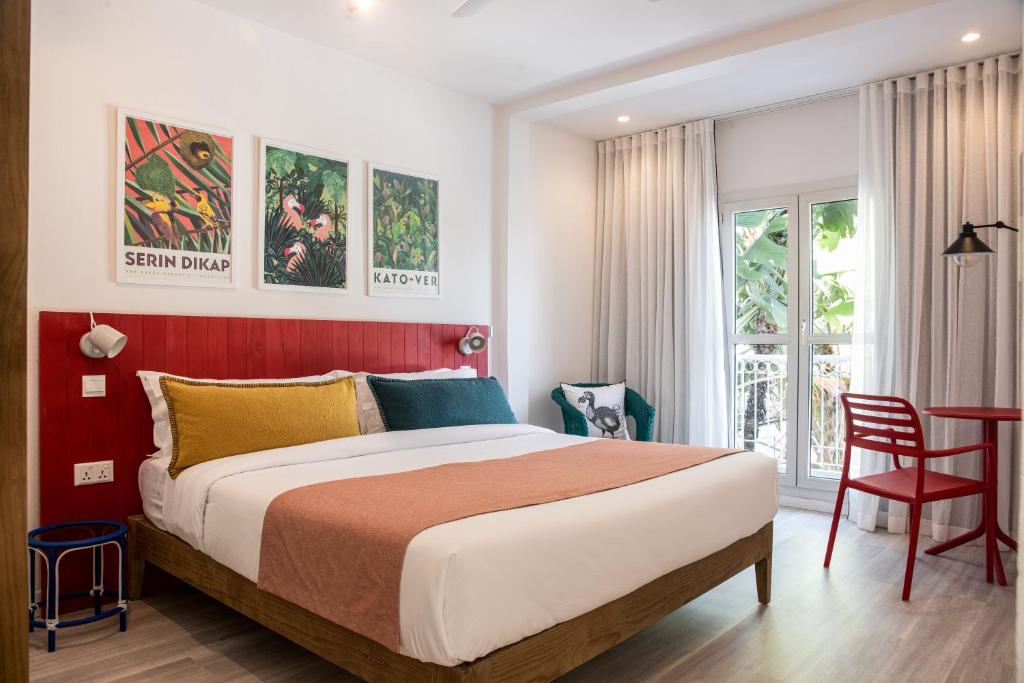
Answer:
[138, 424, 778, 666]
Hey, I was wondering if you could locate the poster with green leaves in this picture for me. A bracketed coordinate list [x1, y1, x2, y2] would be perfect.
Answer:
[368, 165, 440, 297]
[117, 110, 234, 287]
[259, 140, 349, 293]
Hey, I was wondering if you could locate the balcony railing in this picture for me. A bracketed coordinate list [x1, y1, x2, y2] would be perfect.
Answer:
[734, 350, 850, 479]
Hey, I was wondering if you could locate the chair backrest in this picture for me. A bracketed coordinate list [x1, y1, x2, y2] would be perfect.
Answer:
[840, 393, 925, 465]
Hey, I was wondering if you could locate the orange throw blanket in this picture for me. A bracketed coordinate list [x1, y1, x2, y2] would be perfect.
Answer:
[257, 438, 741, 651]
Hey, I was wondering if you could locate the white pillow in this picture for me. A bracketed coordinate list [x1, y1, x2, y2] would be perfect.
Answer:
[560, 382, 630, 440]
[137, 370, 347, 457]
[352, 367, 478, 434]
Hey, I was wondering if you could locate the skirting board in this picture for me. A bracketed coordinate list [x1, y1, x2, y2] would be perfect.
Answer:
[779, 495, 845, 514]
[782, 496, 988, 548]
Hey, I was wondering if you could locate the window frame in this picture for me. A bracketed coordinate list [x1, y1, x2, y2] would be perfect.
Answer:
[796, 187, 858, 492]
[720, 184, 858, 497]
[721, 194, 800, 488]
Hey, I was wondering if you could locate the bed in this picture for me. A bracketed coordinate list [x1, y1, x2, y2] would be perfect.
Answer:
[130, 423, 777, 682]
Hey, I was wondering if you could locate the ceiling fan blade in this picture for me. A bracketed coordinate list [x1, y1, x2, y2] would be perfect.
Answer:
[451, 0, 495, 18]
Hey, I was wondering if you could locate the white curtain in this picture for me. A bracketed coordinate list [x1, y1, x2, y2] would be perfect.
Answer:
[592, 119, 729, 445]
[852, 54, 1021, 538]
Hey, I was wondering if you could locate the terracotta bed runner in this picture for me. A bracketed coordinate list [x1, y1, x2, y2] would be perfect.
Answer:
[257, 438, 742, 651]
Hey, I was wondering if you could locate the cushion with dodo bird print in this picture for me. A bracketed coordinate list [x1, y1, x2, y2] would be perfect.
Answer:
[560, 382, 630, 440]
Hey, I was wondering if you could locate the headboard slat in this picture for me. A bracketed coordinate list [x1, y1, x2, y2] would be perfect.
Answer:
[38, 311, 489, 528]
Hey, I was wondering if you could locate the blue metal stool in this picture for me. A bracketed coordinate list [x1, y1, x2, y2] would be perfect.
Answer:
[28, 520, 128, 652]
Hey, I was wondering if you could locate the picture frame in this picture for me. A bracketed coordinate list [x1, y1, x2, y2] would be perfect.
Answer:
[367, 163, 440, 298]
[116, 108, 236, 288]
[257, 138, 350, 294]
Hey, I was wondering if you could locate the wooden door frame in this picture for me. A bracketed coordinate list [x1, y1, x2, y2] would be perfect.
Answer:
[0, 0, 30, 679]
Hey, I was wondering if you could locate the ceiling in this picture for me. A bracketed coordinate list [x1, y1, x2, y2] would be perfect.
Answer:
[197, 0, 855, 102]
[541, 0, 1022, 138]
[199, 0, 1022, 139]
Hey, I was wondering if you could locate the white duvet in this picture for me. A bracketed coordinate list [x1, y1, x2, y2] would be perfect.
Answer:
[139, 424, 778, 666]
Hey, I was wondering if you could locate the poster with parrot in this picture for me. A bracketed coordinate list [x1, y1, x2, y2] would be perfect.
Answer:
[368, 164, 440, 298]
[258, 139, 349, 293]
[117, 110, 234, 287]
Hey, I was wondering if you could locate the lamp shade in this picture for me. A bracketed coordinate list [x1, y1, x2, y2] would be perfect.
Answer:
[458, 327, 487, 355]
[942, 223, 995, 268]
[80, 320, 128, 359]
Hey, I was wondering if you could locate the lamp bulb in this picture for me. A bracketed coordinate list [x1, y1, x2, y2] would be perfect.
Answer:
[953, 253, 982, 268]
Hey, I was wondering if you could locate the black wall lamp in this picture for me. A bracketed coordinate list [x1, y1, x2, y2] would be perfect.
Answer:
[943, 221, 1018, 268]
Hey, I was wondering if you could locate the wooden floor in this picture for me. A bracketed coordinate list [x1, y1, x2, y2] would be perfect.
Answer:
[29, 508, 1017, 682]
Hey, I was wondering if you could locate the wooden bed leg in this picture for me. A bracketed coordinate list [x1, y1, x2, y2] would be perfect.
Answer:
[755, 520, 772, 605]
[755, 555, 771, 604]
[128, 527, 145, 601]
[129, 556, 146, 601]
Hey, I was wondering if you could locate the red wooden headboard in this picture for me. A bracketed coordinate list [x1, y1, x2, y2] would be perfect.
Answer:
[38, 311, 489, 528]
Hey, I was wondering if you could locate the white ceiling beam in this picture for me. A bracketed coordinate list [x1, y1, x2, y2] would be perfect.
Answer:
[500, 0, 942, 120]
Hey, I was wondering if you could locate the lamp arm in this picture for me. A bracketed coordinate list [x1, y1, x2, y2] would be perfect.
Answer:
[973, 221, 1019, 233]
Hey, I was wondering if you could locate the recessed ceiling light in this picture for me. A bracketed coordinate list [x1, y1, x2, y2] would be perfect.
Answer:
[617, 115, 630, 123]
[961, 32, 981, 43]
[346, 0, 375, 13]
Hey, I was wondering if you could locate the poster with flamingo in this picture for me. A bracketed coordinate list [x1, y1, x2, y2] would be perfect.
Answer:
[117, 110, 234, 287]
[368, 164, 440, 298]
[258, 139, 349, 293]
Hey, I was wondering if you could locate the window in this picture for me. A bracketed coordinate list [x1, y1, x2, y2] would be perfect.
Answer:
[723, 189, 857, 494]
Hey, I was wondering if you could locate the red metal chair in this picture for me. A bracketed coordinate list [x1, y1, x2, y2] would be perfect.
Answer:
[824, 393, 995, 600]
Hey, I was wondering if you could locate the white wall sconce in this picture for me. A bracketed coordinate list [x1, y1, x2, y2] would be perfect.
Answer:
[458, 326, 487, 355]
[79, 313, 128, 359]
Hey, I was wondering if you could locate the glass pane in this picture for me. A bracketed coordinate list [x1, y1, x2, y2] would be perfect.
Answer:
[735, 207, 789, 336]
[809, 344, 851, 479]
[734, 344, 787, 472]
[811, 199, 857, 334]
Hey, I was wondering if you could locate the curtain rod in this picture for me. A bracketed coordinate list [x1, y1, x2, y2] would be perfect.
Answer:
[601, 51, 1020, 142]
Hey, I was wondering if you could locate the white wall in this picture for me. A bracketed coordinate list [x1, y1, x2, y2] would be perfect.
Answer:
[493, 117, 596, 429]
[525, 123, 597, 430]
[493, 115, 534, 419]
[27, 0, 494, 526]
[716, 94, 859, 196]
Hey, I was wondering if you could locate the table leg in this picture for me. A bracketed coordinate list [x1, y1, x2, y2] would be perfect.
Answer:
[45, 548, 56, 653]
[118, 536, 127, 632]
[985, 420, 1007, 586]
[28, 549, 35, 633]
[924, 525, 983, 555]
[92, 545, 102, 616]
[925, 418, 1016, 570]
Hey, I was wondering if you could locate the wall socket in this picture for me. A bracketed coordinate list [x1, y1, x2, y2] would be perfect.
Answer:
[74, 460, 114, 486]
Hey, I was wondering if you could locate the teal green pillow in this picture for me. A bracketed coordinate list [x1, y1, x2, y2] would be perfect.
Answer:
[366, 376, 517, 431]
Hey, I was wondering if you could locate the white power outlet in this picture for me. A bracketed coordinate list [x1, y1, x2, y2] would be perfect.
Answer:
[74, 460, 114, 486]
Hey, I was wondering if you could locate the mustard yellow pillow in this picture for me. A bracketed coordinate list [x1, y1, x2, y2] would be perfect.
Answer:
[161, 376, 360, 478]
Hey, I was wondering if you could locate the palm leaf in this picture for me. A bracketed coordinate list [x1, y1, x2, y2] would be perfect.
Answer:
[288, 246, 344, 289]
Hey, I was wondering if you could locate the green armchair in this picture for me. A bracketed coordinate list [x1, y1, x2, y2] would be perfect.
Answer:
[551, 383, 656, 442]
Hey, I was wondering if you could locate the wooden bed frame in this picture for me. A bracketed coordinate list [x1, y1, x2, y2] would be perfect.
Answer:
[127, 515, 772, 682]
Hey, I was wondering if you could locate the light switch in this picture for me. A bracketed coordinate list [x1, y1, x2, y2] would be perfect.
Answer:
[82, 375, 106, 398]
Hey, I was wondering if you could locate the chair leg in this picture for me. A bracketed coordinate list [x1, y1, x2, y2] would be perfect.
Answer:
[824, 482, 847, 568]
[902, 503, 923, 601]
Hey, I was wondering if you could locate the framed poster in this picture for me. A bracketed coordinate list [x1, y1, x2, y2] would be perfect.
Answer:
[116, 109, 234, 287]
[367, 164, 440, 298]
[258, 139, 349, 293]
